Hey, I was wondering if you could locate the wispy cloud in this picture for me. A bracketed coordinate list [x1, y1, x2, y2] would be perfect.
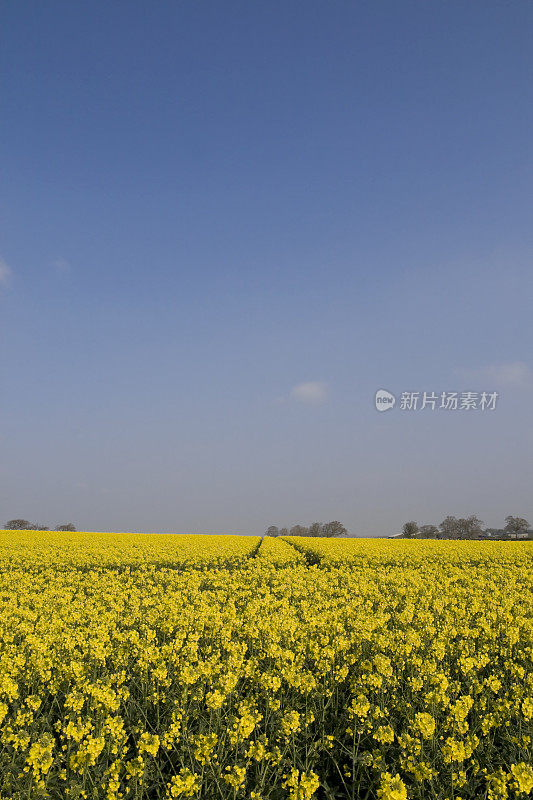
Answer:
[52, 257, 71, 273]
[0, 257, 12, 285]
[289, 381, 329, 405]
[483, 362, 532, 386]
[459, 361, 532, 387]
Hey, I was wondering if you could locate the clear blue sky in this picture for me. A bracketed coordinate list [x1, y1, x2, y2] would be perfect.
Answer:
[1, 1, 532, 535]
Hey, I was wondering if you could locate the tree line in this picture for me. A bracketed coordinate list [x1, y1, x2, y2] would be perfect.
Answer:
[4, 519, 76, 531]
[401, 515, 530, 539]
[265, 521, 347, 538]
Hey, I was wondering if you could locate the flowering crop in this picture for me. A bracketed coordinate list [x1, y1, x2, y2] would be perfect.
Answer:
[0, 531, 260, 569]
[0, 532, 531, 799]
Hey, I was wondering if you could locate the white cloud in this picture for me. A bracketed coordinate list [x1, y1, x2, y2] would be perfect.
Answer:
[459, 361, 532, 387]
[289, 381, 329, 405]
[0, 257, 12, 284]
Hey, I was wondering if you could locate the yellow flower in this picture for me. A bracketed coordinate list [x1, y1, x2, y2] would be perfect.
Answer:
[510, 762, 533, 794]
[2, 531, 533, 800]
[280, 710, 301, 737]
[192, 732, 218, 765]
[414, 712, 435, 739]
[377, 772, 407, 800]
[26, 734, 54, 775]
[373, 725, 394, 744]
[167, 768, 202, 798]
[451, 695, 473, 724]
[138, 732, 160, 757]
[485, 768, 509, 800]
[521, 697, 533, 721]
[350, 695, 370, 719]
[282, 768, 320, 800]
[223, 765, 246, 790]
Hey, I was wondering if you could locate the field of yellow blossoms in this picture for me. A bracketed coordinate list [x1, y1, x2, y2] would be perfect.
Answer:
[0, 531, 532, 800]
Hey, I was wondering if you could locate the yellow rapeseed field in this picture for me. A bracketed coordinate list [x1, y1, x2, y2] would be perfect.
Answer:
[0, 531, 532, 800]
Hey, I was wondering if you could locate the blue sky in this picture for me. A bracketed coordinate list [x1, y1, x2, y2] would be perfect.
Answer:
[1, 1, 532, 535]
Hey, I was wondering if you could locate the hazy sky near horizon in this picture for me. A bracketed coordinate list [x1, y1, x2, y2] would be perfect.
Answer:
[1, 1, 532, 536]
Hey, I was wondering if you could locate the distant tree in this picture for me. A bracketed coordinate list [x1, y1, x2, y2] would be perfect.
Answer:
[289, 525, 309, 537]
[5, 519, 74, 532]
[308, 522, 323, 538]
[4, 519, 32, 530]
[458, 515, 484, 539]
[278, 527, 289, 537]
[402, 521, 419, 539]
[322, 520, 347, 538]
[265, 526, 280, 537]
[439, 515, 483, 539]
[439, 516, 459, 539]
[419, 525, 439, 538]
[504, 516, 529, 538]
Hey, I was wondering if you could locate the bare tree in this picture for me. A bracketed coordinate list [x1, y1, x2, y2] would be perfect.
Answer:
[419, 525, 439, 538]
[308, 522, 323, 537]
[265, 526, 280, 537]
[439, 515, 483, 539]
[5, 519, 75, 531]
[402, 521, 419, 538]
[458, 515, 484, 539]
[278, 527, 289, 537]
[5, 519, 32, 530]
[504, 516, 529, 538]
[439, 516, 459, 539]
[322, 520, 347, 538]
[289, 525, 309, 537]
